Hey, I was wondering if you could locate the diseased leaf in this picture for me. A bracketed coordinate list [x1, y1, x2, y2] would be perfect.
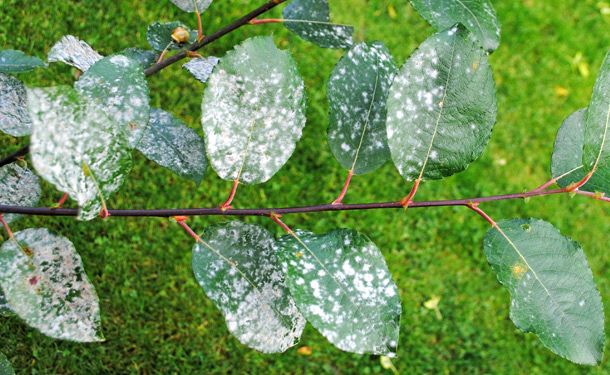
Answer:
[170, 0, 212, 13]
[75, 54, 151, 148]
[47, 35, 103, 72]
[147, 21, 197, 51]
[192, 222, 305, 353]
[0, 73, 32, 136]
[0, 353, 14, 375]
[0, 163, 41, 224]
[283, 0, 354, 50]
[387, 25, 497, 182]
[201, 36, 306, 184]
[183, 56, 219, 83]
[408, 0, 501, 53]
[551, 108, 607, 191]
[137, 108, 208, 185]
[120, 47, 160, 70]
[0, 228, 103, 342]
[484, 219, 605, 365]
[0, 288, 12, 316]
[327, 41, 397, 175]
[27, 86, 132, 221]
[583, 49, 610, 188]
[0, 50, 46, 73]
[276, 228, 401, 356]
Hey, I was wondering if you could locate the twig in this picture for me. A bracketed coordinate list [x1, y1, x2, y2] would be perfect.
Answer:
[0, 145, 30, 168]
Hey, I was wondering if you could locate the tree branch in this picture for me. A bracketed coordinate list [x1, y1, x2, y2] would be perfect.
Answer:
[0, 188, 571, 218]
[0, 145, 30, 168]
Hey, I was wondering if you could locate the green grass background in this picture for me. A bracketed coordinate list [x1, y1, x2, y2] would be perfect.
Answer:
[1, 0, 610, 373]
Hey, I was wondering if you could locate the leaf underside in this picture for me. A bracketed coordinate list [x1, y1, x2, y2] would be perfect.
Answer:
[276, 228, 401, 356]
[0, 228, 103, 342]
[386, 25, 497, 182]
[183, 56, 220, 84]
[484, 219, 605, 365]
[192, 222, 306, 353]
[201, 36, 306, 184]
[0, 50, 47, 73]
[147, 21, 197, 51]
[0, 73, 32, 137]
[327, 41, 398, 175]
[0, 163, 41, 224]
[47, 35, 103, 73]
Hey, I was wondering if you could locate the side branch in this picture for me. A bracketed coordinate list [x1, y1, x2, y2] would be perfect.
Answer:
[0, 145, 30, 168]
[143, 0, 288, 77]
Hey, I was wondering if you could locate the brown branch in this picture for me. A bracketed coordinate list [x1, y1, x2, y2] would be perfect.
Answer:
[0, 145, 29, 167]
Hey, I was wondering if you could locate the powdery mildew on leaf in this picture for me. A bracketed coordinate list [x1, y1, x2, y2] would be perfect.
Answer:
[192, 222, 305, 353]
[0, 163, 41, 224]
[170, 0, 212, 13]
[201, 36, 306, 184]
[327, 42, 397, 175]
[27, 86, 132, 221]
[47, 35, 103, 73]
[283, 0, 354, 50]
[276, 228, 401, 356]
[147, 21, 197, 51]
[0, 288, 12, 315]
[0, 352, 14, 375]
[75, 54, 151, 148]
[583, 50, 610, 188]
[386, 25, 497, 182]
[183, 56, 219, 84]
[484, 219, 605, 365]
[409, 0, 501, 53]
[120, 48, 160, 70]
[0, 50, 46, 73]
[136, 108, 208, 185]
[0, 73, 31, 136]
[551, 108, 608, 192]
[0, 228, 103, 342]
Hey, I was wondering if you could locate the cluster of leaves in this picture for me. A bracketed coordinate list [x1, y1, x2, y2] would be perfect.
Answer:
[0, 0, 608, 372]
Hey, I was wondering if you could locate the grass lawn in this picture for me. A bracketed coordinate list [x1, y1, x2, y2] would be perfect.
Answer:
[1, 0, 610, 373]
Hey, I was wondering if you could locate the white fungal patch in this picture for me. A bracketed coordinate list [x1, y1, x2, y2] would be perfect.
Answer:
[170, 0, 212, 13]
[0, 163, 41, 224]
[0, 228, 103, 342]
[48, 35, 103, 72]
[0, 73, 32, 136]
[183, 56, 220, 84]
[201, 36, 306, 184]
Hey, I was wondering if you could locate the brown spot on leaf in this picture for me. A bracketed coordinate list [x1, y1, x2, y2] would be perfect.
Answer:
[29, 276, 38, 286]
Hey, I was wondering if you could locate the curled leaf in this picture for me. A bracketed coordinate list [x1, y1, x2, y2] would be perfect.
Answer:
[47, 35, 103, 72]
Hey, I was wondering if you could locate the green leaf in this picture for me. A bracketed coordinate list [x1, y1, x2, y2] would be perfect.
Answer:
[0, 73, 32, 136]
[120, 48, 160, 70]
[47, 35, 103, 72]
[408, 0, 501, 53]
[75, 54, 151, 148]
[0, 163, 41, 224]
[551, 108, 608, 191]
[192, 222, 305, 353]
[327, 41, 397, 175]
[276, 228, 401, 356]
[183, 56, 219, 84]
[387, 25, 497, 182]
[27, 86, 132, 221]
[147, 21, 197, 51]
[0, 50, 46, 73]
[0, 287, 12, 316]
[136, 108, 208, 185]
[0, 353, 14, 375]
[484, 219, 605, 365]
[583, 49, 610, 186]
[170, 0, 212, 13]
[283, 0, 354, 50]
[201, 36, 306, 184]
[0, 228, 104, 342]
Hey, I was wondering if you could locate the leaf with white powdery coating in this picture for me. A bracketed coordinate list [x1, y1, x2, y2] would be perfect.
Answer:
[0, 73, 32, 136]
[120, 48, 160, 70]
[170, 0, 212, 13]
[183, 57, 219, 84]
[47, 35, 103, 73]
[327, 41, 397, 175]
[75, 54, 151, 148]
[276, 228, 401, 356]
[484, 219, 605, 365]
[0, 50, 47, 73]
[0, 163, 41, 224]
[137, 108, 208, 185]
[387, 25, 497, 182]
[408, 0, 501, 53]
[0, 353, 14, 375]
[0, 228, 103, 342]
[147, 21, 197, 51]
[27, 86, 132, 221]
[192, 222, 305, 353]
[201, 36, 306, 184]
[0, 288, 12, 316]
[583, 49, 610, 189]
[283, 0, 354, 50]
